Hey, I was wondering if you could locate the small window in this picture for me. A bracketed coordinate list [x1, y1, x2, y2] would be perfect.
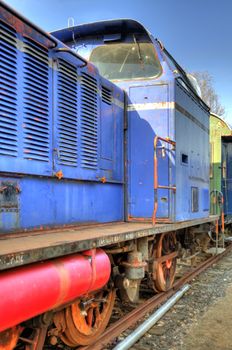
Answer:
[191, 187, 199, 212]
[181, 153, 188, 165]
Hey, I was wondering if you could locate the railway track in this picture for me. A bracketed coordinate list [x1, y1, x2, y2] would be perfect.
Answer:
[81, 244, 232, 350]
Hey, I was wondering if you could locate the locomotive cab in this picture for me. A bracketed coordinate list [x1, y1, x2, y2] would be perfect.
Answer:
[53, 19, 210, 223]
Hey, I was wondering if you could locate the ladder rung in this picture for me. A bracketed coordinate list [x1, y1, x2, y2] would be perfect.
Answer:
[157, 185, 176, 191]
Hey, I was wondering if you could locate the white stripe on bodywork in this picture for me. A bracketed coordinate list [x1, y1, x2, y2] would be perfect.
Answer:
[113, 98, 124, 109]
[127, 102, 175, 111]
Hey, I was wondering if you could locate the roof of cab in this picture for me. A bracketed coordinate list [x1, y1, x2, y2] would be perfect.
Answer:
[51, 19, 151, 42]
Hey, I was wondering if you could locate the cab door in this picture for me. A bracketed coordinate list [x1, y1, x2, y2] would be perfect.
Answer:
[127, 84, 173, 220]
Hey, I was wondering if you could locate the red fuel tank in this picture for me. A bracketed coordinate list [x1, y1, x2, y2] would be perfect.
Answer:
[0, 249, 110, 332]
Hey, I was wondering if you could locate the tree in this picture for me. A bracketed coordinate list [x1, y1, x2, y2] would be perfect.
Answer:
[191, 71, 225, 116]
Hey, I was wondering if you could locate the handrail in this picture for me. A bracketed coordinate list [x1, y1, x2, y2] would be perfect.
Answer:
[210, 189, 225, 250]
[55, 48, 88, 68]
[152, 136, 176, 225]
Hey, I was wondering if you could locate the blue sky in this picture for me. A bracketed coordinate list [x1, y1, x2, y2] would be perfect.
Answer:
[4, 0, 232, 121]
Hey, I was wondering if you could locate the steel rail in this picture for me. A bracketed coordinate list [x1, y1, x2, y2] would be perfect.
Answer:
[83, 244, 232, 350]
[113, 285, 191, 350]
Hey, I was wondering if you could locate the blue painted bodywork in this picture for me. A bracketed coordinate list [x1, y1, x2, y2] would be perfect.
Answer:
[124, 76, 209, 222]
[175, 81, 210, 220]
[127, 84, 173, 219]
[0, 8, 210, 233]
[53, 19, 210, 223]
[0, 176, 123, 232]
[0, 7, 124, 232]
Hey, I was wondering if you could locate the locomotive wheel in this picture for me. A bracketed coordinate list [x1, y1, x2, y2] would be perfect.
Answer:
[151, 232, 177, 292]
[0, 327, 20, 350]
[54, 288, 116, 347]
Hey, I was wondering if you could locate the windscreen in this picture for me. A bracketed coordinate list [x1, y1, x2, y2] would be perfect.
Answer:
[89, 42, 162, 81]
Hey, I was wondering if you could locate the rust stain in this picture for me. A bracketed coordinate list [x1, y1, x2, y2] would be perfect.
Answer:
[55, 170, 63, 180]
[83, 249, 97, 292]
[100, 177, 106, 184]
[0, 7, 55, 49]
[87, 63, 97, 75]
[53, 260, 70, 308]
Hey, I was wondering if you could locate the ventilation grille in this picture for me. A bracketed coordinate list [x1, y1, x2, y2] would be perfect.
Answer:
[80, 73, 98, 169]
[102, 86, 112, 105]
[0, 22, 18, 157]
[23, 37, 50, 162]
[57, 60, 78, 166]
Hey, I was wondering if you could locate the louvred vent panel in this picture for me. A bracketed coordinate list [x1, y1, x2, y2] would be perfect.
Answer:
[23, 37, 50, 162]
[80, 73, 98, 169]
[57, 59, 78, 166]
[102, 86, 112, 105]
[0, 22, 18, 157]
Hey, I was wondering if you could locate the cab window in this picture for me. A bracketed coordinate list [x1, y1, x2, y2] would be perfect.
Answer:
[89, 42, 162, 81]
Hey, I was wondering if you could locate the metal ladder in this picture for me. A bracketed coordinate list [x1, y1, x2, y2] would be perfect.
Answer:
[152, 136, 176, 225]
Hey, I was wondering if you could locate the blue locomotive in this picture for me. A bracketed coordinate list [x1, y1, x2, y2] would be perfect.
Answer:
[0, 2, 218, 349]
[52, 20, 210, 224]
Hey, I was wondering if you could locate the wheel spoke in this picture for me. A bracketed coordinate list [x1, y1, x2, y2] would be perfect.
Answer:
[94, 306, 102, 324]
[87, 308, 94, 327]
